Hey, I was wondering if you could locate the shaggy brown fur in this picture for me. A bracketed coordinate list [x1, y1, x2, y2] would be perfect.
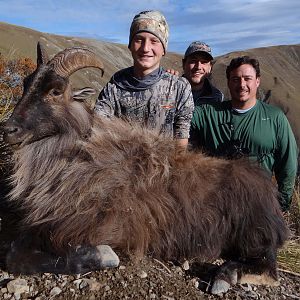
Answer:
[7, 102, 288, 260]
[2, 45, 289, 291]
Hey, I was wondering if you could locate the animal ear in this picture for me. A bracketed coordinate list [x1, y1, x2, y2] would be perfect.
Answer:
[37, 42, 49, 66]
[72, 87, 96, 101]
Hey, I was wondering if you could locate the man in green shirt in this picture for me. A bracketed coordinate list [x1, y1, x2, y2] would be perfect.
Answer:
[190, 56, 298, 211]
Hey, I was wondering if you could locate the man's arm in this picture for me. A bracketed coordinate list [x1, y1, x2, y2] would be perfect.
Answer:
[188, 106, 205, 150]
[175, 138, 189, 151]
[173, 78, 194, 141]
[274, 113, 299, 211]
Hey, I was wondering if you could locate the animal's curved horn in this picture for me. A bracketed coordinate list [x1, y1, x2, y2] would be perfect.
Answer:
[48, 47, 104, 78]
[37, 42, 49, 66]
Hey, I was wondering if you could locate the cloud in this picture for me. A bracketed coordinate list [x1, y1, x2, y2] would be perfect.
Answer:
[0, 0, 299, 55]
[167, 0, 300, 54]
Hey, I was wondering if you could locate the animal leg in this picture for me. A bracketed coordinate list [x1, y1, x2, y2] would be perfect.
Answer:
[6, 236, 119, 274]
[6, 238, 68, 274]
[238, 254, 279, 286]
[211, 250, 279, 295]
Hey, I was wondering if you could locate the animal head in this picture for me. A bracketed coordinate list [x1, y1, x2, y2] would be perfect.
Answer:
[3, 42, 104, 147]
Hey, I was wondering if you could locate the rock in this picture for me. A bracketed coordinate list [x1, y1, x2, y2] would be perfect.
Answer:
[211, 279, 231, 295]
[96, 245, 120, 268]
[49, 287, 62, 297]
[247, 290, 259, 299]
[73, 279, 83, 289]
[137, 270, 147, 279]
[174, 267, 183, 276]
[182, 260, 189, 271]
[162, 296, 175, 300]
[14, 293, 21, 300]
[6, 278, 29, 294]
[79, 280, 88, 289]
[84, 278, 102, 291]
[241, 283, 252, 292]
[190, 278, 199, 289]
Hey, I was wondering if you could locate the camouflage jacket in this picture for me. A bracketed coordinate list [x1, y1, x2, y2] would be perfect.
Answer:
[94, 67, 194, 139]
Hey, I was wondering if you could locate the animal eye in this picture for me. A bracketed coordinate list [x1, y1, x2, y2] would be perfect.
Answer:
[49, 89, 62, 96]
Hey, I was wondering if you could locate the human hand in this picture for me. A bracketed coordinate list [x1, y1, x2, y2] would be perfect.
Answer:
[166, 69, 180, 76]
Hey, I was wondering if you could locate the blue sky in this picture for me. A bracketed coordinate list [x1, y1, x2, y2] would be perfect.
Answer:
[0, 0, 299, 56]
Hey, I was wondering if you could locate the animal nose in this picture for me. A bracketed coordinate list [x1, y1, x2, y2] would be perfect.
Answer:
[3, 124, 21, 136]
[2, 123, 23, 144]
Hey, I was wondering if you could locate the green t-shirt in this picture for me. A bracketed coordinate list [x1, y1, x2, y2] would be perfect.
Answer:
[190, 100, 299, 211]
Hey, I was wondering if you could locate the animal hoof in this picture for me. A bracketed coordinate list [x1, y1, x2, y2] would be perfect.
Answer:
[71, 244, 119, 273]
[211, 279, 231, 295]
[229, 269, 238, 285]
[96, 245, 120, 268]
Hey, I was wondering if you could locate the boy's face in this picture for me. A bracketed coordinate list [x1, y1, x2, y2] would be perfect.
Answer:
[130, 31, 164, 76]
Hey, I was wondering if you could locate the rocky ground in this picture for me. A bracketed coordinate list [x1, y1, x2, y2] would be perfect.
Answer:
[0, 255, 299, 300]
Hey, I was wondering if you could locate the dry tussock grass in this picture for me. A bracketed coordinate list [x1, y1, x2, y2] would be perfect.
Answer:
[278, 179, 300, 274]
[278, 238, 300, 274]
[0, 98, 13, 172]
[0, 54, 36, 171]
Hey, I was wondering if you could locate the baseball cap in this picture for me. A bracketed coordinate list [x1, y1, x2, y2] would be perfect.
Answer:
[184, 41, 213, 60]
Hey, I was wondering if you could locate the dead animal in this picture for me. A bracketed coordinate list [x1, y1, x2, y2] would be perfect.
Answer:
[2, 43, 289, 294]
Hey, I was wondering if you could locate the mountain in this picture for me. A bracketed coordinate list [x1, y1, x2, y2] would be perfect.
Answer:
[0, 21, 182, 92]
[0, 21, 299, 146]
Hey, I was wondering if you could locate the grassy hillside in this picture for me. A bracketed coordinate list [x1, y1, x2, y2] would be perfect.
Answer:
[0, 21, 299, 146]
